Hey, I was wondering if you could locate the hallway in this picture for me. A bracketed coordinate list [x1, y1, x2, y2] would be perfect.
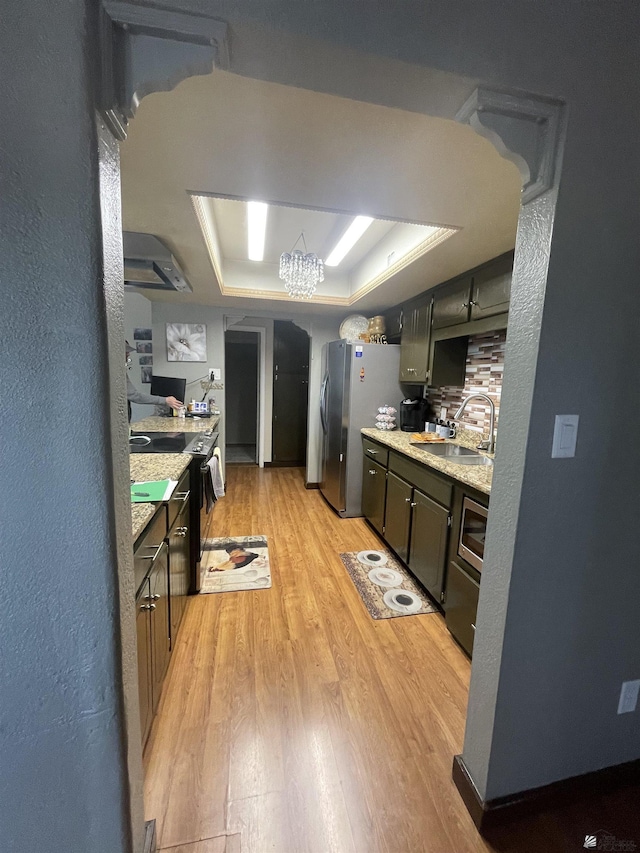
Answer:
[143, 468, 640, 853]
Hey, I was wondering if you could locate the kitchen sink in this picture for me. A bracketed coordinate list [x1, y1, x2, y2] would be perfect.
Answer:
[419, 444, 493, 466]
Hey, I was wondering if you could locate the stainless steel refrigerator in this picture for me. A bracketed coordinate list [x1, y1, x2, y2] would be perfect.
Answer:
[320, 340, 402, 517]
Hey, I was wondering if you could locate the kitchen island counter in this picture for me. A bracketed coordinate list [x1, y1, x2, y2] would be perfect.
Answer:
[129, 453, 191, 541]
[361, 427, 493, 495]
[130, 452, 191, 484]
[131, 503, 159, 542]
[131, 415, 220, 433]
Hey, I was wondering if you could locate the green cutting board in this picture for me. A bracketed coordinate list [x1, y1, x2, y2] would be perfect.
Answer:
[131, 480, 172, 502]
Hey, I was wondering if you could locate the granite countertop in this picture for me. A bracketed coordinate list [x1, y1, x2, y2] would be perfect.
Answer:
[130, 453, 191, 484]
[129, 453, 191, 541]
[131, 503, 159, 542]
[361, 426, 494, 495]
[131, 415, 220, 433]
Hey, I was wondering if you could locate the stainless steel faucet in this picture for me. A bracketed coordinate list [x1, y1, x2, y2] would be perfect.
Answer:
[454, 393, 496, 453]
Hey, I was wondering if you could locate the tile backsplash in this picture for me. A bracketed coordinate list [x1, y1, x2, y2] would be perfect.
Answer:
[428, 329, 506, 435]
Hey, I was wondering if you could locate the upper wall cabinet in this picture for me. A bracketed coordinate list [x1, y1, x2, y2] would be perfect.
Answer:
[431, 251, 513, 340]
[470, 253, 512, 321]
[432, 276, 473, 330]
[399, 298, 431, 383]
[384, 305, 404, 343]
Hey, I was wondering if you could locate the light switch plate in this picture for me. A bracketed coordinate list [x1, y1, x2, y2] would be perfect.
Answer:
[551, 414, 579, 458]
[209, 368, 221, 381]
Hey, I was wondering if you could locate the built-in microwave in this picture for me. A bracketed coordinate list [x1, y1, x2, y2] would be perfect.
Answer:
[458, 497, 488, 573]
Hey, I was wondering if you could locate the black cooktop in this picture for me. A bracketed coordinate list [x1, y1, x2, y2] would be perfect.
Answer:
[129, 431, 199, 454]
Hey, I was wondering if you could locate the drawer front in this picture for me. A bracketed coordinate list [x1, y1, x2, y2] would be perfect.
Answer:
[388, 452, 452, 508]
[362, 437, 389, 468]
[168, 468, 191, 527]
[445, 560, 480, 658]
[134, 506, 168, 594]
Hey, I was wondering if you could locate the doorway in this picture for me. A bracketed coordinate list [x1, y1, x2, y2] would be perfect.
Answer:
[272, 320, 310, 466]
[225, 330, 259, 464]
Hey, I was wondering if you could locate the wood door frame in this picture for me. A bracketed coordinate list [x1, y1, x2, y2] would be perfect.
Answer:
[225, 324, 265, 467]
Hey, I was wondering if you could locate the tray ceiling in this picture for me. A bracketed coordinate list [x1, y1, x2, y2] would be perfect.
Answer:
[120, 67, 521, 314]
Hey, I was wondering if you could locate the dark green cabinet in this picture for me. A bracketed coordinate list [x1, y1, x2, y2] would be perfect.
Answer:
[149, 542, 171, 713]
[384, 471, 413, 563]
[432, 276, 473, 329]
[470, 254, 512, 321]
[361, 457, 387, 535]
[408, 489, 450, 602]
[432, 255, 512, 331]
[384, 305, 404, 343]
[168, 497, 190, 648]
[136, 579, 153, 746]
[444, 560, 480, 657]
[361, 438, 456, 606]
[400, 299, 431, 383]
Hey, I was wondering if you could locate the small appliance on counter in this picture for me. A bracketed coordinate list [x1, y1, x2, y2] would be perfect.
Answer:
[399, 397, 433, 432]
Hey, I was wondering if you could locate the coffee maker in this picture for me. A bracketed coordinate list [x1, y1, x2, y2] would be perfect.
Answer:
[399, 397, 432, 432]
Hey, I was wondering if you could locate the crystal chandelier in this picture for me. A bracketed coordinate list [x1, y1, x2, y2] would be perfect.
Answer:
[279, 232, 324, 299]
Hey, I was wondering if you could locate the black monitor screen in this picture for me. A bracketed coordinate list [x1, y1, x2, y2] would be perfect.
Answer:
[150, 375, 186, 403]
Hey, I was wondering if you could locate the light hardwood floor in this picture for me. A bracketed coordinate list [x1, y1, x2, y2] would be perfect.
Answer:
[145, 465, 485, 852]
[143, 467, 640, 853]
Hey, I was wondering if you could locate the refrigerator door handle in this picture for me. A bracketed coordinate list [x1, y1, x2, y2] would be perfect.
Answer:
[320, 373, 329, 433]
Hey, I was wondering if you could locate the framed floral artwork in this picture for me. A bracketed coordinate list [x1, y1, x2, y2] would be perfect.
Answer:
[166, 323, 207, 362]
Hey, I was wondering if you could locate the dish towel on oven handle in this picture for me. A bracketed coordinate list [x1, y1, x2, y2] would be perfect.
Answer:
[205, 451, 225, 513]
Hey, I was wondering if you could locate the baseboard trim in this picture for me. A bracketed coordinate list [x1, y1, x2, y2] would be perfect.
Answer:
[452, 754, 640, 832]
[305, 481, 320, 489]
[143, 819, 156, 853]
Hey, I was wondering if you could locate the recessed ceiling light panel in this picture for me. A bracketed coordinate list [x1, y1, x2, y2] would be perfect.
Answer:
[325, 215, 374, 267]
[247, 201, 268, 261]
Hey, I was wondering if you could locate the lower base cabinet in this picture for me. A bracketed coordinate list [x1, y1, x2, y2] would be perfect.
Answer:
[168, 500, 190, 647]
[444, 561, 480, 657]
[361, 456, 387, 535]
[136, 579, 153, 746]
[408, 489, 450, 603]
[149, 543, 171, 710]
[384, 472, 412, 564]
[362, 441, 453, 605]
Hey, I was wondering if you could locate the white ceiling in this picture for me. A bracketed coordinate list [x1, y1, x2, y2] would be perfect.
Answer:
[193, 194, 454, 304]
[120, 68, 522, 315]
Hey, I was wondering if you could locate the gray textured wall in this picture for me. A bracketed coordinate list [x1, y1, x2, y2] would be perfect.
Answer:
[1, 0, 134, 850]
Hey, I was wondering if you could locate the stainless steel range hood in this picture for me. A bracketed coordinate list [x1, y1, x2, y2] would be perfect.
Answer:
[123, 232, 192, 293]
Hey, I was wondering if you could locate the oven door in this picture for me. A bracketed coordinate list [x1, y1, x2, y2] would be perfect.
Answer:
[199, 460, 213, 554]
[458, 497, 488, 573]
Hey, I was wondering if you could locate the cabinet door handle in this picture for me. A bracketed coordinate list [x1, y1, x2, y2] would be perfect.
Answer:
[139, 541, 166, 562]
[471, 623, 476, 633]
[369, 469, 377, 475]
[140, 603, 156, 612]
[405, 497, 411, 502]
[174, 490, 190, 503]
[367, 448, 378, 454]
[144, 593, 160, 601]
[410, 501, 417, 507]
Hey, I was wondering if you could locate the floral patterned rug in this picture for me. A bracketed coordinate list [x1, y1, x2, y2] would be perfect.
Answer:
[200, 535, 272, 594]
[339, 550, 437, 619]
